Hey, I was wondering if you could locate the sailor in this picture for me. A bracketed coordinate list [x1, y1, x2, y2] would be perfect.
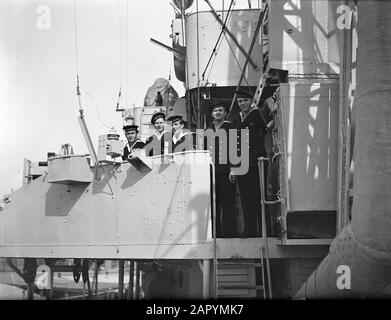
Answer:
[229, 90, 270, 237]
[155, 91, 163, 106]
[167, 115, 195, 153]
[145, 112, 171, 156]
[205, 101, 236, 237]
[122, 124, 146, 160]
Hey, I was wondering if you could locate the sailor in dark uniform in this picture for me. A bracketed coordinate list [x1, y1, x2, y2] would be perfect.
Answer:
[205, 101, 237, 237]
[167, 115, 195, 153]
[229, 90, 270, 237]
[145, 112, 172, 156]
[155, 91, 163, 106]
[122, 124, 146, 160]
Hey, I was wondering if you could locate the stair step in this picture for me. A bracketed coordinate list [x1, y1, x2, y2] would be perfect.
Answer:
[218, 267, 250, 273]
[218, 290, 257, 297]
[218, 285, 264, 290]
[218, 262, 263, 267]
[218, 275, 250, 282]
[216, 261, 265, 298]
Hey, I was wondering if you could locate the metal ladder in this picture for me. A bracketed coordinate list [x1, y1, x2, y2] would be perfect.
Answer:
[210, 165, 271, 299]
[253, 71, 269, 106]
[216, 250, 269, 299]
[258, 157, 276, 299]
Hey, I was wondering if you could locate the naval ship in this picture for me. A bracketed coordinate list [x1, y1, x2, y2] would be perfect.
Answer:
[1, 0, 391, 300]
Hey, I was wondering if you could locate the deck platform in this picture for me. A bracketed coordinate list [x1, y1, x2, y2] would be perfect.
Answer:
[0, 238, 329, 260]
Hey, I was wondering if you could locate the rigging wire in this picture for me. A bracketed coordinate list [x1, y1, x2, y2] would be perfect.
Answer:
[73, 0, 82, 111]
[115, 0, 129, 111]
[202, 29, 226, 83]
[167, 69, 172, 107]
[170, 1, 181, 16]
[125, 0, 129, 107]
[73, 0, 80, 79]
[223, 30, 253, 93]
[179, 1, 191, 127]
[81, 87, 114, 130]
[116, 0, 123, 110]
[201, 0, 235, 81]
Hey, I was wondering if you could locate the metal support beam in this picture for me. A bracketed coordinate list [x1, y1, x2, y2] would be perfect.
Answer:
[78, 112, 99, 166]
[118, 259, 124, 300]
[127, 260, 134, 300]
[47, 266, 54, 300]
[6, 258, 34, 300]
[135, 261, 141, 300]
[27, 283, 34, 300]
[211, 163, 217, 299]
[202, 259, 211, 299]
[94, 261, 99, 298]
[337, 0, 354, 232]
[150, 38, 184, 56]
[204, 0, 258, 70]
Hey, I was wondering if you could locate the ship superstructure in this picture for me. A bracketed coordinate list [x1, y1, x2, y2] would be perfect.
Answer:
[1, 0, 376, 300]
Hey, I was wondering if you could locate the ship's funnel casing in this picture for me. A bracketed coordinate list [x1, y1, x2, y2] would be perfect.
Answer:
[183, 1, 341, 89]
[185, 9, 263, 89]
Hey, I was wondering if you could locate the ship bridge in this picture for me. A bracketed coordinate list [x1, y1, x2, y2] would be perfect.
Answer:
[0, 150, 328, 260]
[0, 150, 328, 299]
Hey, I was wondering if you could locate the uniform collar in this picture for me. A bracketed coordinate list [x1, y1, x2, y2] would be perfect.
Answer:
[239, 107, 256, 121]
[127, 138, 142, 150]
[155, 130, 169, 139]
[207, 120, 231, 130]
[173, 129, 189, 144]
[213, 119, 231, 129]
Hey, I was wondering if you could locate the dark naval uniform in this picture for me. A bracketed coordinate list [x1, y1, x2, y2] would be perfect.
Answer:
[205, 120, 236, 237]
[145, 131, 172, 156]
[171, 131, 196, 153]
[122, 139, 146, 160]
[232, 107, 269, 237]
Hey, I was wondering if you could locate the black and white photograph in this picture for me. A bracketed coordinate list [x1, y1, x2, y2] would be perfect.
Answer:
[0, 0, 390, 308]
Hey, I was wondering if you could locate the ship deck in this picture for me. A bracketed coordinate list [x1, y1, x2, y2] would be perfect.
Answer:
[0, 237, 330, 260]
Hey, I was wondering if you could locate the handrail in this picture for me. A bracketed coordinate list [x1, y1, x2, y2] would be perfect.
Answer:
[211, 162, 218, 299]
[257, 156, 272, 299]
